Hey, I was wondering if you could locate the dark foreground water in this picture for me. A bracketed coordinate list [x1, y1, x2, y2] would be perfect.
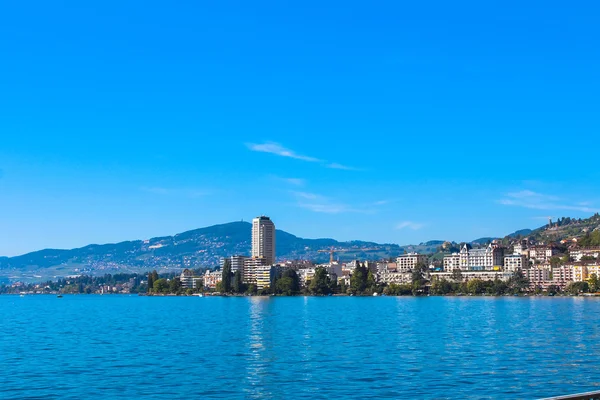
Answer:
[2, 296, 600, 399]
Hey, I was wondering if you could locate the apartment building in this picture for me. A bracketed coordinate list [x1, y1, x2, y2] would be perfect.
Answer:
[396, 253, 428, 272]
[504, 254, 528, 272]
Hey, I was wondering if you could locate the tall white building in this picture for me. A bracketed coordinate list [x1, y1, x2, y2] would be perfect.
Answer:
[396, 253, 428, 272]
[252, 216, 276, 265]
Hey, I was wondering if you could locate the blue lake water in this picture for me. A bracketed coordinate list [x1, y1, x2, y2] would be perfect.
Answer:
[2, 295, 600, 399]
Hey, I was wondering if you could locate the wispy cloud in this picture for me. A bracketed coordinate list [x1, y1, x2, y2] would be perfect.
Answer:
[326, 163, 361, 171]
[246, 142, 320, 162]
[141, 187, 210, 198]
[395, 221, 426, 230]
[290, 191, 372, 214]
[282, 178, 305, 186]
[498, 190, 600, 213]
[290, 192, 392, 214]
[247, 142, 360, 171]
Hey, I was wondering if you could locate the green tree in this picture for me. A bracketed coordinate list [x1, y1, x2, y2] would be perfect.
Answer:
[275, 276, 295, 295]
[366, 270, 376, 292]
[509, 270, 529, 294]
[339, 280, 348, 294]
[451, 269, 463, 282]
[350, 263, 368, 294]
[169, 277, 181, 293]
[309, 267, 332, 295]
[232, 270, 244, 293]
[567, 281, 589, 295]
[588, 273, 599, 293]
[153, 278, 169, 294]
[411, 262, 428, 295]
[279, 269, 300, 294]
[215, 281, 225, 293]
[246, 283, 257, 295]
[222, 260, 232, 293]
[467, 279, 485, 295]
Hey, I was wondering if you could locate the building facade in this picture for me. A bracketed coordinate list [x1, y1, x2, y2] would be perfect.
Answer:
[503, 254, 528, 272]
[251, 216, 276, 265]
[396, 253, 428, 272]
[442, 244, 504, 272]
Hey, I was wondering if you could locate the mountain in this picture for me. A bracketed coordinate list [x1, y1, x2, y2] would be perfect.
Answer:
[0, 222, 403, 282]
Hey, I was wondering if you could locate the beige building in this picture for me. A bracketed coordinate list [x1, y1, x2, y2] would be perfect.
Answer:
[570, 247, 600, 262]
[252, 216, 276, 265]
[431, 271, 512, 282]
[528, 246, 558, 263]
[504, 254, 528, 272]
[243, 257, 269, 284]
[552, 265, 574, 283]
[396, 253, 428, 272]
[443, 254, 461, 272]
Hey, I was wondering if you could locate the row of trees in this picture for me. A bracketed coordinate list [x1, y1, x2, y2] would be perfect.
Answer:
[430, 270, 529, 295]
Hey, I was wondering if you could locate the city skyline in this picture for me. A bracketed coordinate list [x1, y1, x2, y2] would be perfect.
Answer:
[1, 1, 600, 256]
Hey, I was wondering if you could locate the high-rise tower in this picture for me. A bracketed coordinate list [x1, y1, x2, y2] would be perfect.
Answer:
[251, 216, 276, 265]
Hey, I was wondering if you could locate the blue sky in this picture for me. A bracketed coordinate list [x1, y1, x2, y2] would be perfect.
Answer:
[1, 0, 599, 256]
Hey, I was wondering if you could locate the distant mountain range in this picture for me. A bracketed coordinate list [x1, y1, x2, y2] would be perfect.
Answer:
[0, 221, 403, 282]
[1, 214, 598, 283]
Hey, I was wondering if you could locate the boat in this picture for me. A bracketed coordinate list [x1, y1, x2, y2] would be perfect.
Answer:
[57, 294, 63, 298]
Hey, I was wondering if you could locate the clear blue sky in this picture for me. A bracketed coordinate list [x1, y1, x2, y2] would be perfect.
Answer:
[1, 0, 599, 256]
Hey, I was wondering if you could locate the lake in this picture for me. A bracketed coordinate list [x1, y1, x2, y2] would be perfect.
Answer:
[1, 295, 600, 399]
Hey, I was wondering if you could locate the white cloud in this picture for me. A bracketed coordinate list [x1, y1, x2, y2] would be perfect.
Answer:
[498, 190, 599, 213]
[247, 142, 359, 171]
[283, 178, 305, 186]
[290, 191, 372, 214]
[246, 142, 320, 162]
[395, 221, 425, 230]
[326, 163, 360, 171]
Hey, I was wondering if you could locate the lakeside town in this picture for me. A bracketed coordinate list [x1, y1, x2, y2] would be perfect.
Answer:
[4, 215, 600, 297]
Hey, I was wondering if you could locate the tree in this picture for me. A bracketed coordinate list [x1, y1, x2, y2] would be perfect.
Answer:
[147, 272, 154, 293]
[221, 260, 232, 293]
[567, 281, 589, 295]
[350, 263, 368, 294]
[467, 279, 485, 295]
[232, 270, 244, 293]
[169, 277, 181, 294]
[309, 267, 331, 295]
[339, 280, 348, 294]
[246, 283, 257, 295]
[451, 269, 463, 282]
[153, 278, 169, 294]
[215, 281, 225, 293]
[275, 277, 295, 295]
[509, 270, 529, 294]
[588, 273, 599, 293]
[411, 262, 429, 295]
[366, 270, 376, 292]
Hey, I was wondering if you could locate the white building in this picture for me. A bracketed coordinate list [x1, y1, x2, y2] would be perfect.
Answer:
[220, 255, 249, 274]
[503, 254, 528, 272]
[443, 254, 461, 272]
[243, 257, 269, 285]
[431, 271, 512, 282]
[203, 270, 222, 289]
[443, 244, 504, 272]
[252, 216, 276, 265]
[552, 265, 574, 283]
[396, 253, 428, 272]
[570, 247, 600, 262]
[528, 246, 558, 263]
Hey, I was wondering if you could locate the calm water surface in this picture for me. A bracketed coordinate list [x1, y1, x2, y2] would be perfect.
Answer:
[1, 295, 600, 399]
